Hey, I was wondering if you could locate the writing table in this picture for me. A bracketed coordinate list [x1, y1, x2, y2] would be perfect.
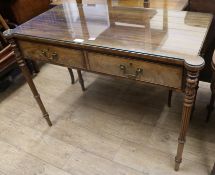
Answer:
[4, 2, 212, 171]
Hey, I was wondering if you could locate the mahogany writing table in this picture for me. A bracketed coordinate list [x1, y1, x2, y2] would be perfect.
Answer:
[4, 1, 212, 171]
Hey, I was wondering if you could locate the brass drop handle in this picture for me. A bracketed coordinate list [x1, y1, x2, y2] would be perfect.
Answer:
[40, 49, 58, 60]
[41, 49, 49, 57]
[119, 64, 143, 79]
[51, 52, 58, 60]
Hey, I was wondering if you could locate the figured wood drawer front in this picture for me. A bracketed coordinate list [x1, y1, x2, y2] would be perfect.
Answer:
[18, 41, 85, 68]
[88, 52, 183, 89]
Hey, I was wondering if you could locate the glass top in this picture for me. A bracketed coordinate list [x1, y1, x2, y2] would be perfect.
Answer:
[12, 0, 212, 61]
[51, 0, 188, 10]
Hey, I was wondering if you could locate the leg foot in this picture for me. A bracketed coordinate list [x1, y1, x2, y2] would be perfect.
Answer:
[68, 68, 75, 84]
[175, 157, 181, 171]
[77, 69, 85, 91]
[34, 95, 52, 126]
[43, 113, 52, 127]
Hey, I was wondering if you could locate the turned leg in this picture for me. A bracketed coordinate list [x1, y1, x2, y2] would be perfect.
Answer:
[8, 38, 52, 126]
[68, 68, 75, 84]
[168, 90, 173, 107]
[77, 69, 85, 91]
[144, 0, 150, 8]
[207, 63, 215, 122]
[211, 163, 215, 175]
[175, 70, 199, 171]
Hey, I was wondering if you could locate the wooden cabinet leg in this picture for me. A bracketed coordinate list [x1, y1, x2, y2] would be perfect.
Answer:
[168, 90, 173, 107]
[68, 68, 75, 84]
[31, 60, 40, 74]
[207, 62, 215, 122]
[77, 69, 85, 91]
[175, 70, 199, 171]
[8, 38, 52, 126]
[207, 94, 215, 122]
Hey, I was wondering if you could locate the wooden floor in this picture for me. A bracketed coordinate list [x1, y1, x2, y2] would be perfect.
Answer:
[0, 64, 215, 175]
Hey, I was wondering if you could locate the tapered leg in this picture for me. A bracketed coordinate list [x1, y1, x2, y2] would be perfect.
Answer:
[77, 69, 85, 91]
[207, 62, 215, 122]
[68, 68, 75, 84]
[175, 70, 199, 171]
[168, 90, 173, 107]
[8, 38, 52, 126]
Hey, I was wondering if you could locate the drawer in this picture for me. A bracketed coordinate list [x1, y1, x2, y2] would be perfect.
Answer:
[18, 40, 85, 68]
[88, 52, 183, 89]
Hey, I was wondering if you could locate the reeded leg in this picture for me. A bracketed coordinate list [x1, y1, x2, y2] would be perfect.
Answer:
[77, 69, 85, 91]
[68, 68, 75, 84]
[168, 90, 173, 107]
[207, 62, 215, 122]
[175, 70, 199, 171]
[8, 38, 52, 126]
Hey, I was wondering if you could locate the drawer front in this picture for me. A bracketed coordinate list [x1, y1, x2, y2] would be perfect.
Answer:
[88, 52, 183, 89]
[18, 41, 85, 68]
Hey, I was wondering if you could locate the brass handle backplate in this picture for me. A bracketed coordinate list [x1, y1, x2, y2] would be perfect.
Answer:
[119, 64, 143, 79]
[40, 49, 59, 60]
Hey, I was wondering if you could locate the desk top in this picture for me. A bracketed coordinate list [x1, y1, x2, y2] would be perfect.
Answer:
[9, 2, 212, 68]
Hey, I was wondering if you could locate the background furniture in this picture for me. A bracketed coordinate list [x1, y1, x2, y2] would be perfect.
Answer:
[0, 40, 17, 91]
[0, 0, 50, 24]
[0, 45, 15, 75]
[186, 0, 215, 120]
[0, 0, 50, 74]
[187, 0, 215, 82]
[0, 14, 17, 91]
[207, 54, 215, 121]
[0, 15, 9, 30]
